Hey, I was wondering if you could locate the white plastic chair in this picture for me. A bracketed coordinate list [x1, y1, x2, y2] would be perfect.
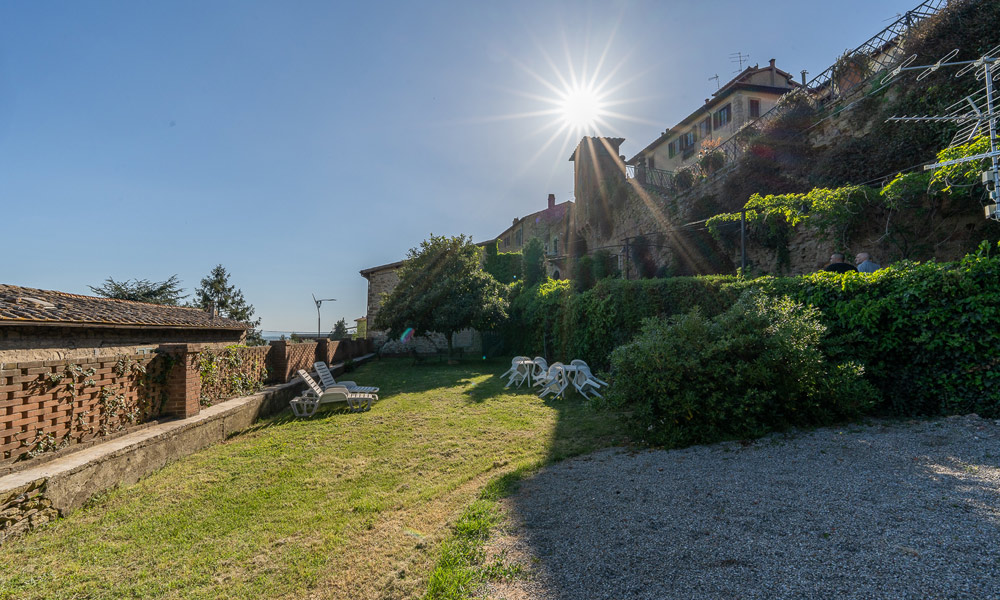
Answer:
[530, 357, 549, 387]
[568, 360, 608, 399]
[313, 362, 379, 400]
[538, 363, 569, 399]
[504, 358, 531, 389]
[290, 370, 373, 417]
[500, 356, 529, 380]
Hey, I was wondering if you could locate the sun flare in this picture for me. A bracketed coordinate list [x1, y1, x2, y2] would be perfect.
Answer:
[559, 84, 606, 133]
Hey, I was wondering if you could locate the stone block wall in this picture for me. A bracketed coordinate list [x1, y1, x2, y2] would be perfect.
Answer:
[0, 478, 57, 544]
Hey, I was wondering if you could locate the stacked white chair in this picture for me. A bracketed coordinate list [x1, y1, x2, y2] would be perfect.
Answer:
[569, 359, 608, 399]
[537, 362, 569, 399]
[530, 357, 549, 387]
[503, 356, 531, 389]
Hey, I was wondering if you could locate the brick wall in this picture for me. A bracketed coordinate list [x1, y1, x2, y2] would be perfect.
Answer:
[197, 345, 270, 407]
[0, 352, 169, 465]
[267, 341, 319, 383]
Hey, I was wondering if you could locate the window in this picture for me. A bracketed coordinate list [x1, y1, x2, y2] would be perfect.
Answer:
[667, 142, 676, 159]
[648, 155, 656, 169]
[515, 228, 523, 247]
[553, 238, 558, 254]
[503, 236, 510, 248]
[713, 103, 732, 128]
[679, 131, 696, 150]
[749, 98, 760, 118]
[699, 117, 711, 138]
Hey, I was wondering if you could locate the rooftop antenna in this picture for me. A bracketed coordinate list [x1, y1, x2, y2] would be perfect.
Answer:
[312, 293, 337, 339]
[729, 51, 750, 73]
[709, 74, 720, 90]
[885, 45, 1000, 220]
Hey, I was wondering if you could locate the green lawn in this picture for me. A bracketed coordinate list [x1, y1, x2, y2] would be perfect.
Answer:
[0, 358, 622, 600]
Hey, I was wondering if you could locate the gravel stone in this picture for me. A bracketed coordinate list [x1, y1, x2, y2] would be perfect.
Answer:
[483, 415, 1000, 600]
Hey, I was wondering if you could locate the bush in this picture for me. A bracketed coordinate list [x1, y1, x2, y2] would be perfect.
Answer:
[502, 243, 1000, 419]
[603, 292, 876, 447]
[753, 242, 1000, 417]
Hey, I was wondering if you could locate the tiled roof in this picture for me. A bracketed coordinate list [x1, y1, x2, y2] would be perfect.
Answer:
[0, 284, 248, 330]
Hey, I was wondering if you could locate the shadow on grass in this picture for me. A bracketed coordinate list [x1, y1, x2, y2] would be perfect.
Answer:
[358, 357, 504, 397]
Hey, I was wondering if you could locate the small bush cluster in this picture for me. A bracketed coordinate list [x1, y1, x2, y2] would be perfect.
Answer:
[603, 292, 876, 447]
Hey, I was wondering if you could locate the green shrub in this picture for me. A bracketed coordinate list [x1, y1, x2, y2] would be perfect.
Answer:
[502, 243, 1000, 419]
[753, 242, 1000, 417]
[604, 292, 876, 447]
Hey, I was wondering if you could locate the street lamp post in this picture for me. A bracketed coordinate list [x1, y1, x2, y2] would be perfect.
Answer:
[312, 294, 336, 339]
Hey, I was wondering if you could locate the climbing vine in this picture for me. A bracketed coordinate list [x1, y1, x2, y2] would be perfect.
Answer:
[197, 345, 268, 407]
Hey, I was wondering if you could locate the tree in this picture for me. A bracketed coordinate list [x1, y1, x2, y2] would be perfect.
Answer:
[193, 265, 263, 344]
[375, 234, 509, 359]
[330, 318, 349, 340]
[89, 275, 186, 305]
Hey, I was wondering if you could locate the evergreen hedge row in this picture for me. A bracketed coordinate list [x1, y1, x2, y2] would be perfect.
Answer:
[503, 242, 1000, 419]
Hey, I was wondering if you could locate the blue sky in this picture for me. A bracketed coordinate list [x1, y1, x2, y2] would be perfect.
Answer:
[1, 0, 923, 333]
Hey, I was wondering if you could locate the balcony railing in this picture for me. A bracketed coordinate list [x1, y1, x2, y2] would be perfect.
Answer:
[627, 164, 676, 194]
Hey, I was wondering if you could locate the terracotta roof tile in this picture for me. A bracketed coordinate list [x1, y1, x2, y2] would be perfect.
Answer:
[0, 284, 248, 330]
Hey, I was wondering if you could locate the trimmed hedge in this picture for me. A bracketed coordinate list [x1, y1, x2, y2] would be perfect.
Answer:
[505, 242, 1000, 418]
[502, 276, 739, 370]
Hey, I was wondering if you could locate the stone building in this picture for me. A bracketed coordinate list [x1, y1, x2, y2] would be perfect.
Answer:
[0, 284, 248, 363]
[494, 193, 575, 279]
[627, 59, 799, 174]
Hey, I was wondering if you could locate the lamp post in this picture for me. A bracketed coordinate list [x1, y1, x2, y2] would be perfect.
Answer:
[312, 294, 336, 339]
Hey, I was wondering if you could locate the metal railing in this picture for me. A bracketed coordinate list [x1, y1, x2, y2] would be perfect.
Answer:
[627, 164, 677, 194]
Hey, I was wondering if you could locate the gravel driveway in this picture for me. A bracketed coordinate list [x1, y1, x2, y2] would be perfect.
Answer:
[483, 415, 1000, 600]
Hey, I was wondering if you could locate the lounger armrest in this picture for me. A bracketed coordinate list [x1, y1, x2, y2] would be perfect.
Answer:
[337, 380, 358, 387]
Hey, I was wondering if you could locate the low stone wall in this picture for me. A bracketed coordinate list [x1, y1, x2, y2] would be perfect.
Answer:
[0, 478, 57, 542]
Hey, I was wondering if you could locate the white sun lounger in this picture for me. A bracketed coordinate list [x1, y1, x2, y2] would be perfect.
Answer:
[313, 361, 379, 399]
[290, 369, 373, 417]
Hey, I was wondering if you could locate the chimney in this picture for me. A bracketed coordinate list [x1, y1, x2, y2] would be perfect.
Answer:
[801, 69, 808, 85]
[547, 193, 555, 210]
[769, 58, 776, 86]
[206, 301, 217, 319]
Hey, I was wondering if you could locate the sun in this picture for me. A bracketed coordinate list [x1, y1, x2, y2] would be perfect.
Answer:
[558, 84, 606, 134]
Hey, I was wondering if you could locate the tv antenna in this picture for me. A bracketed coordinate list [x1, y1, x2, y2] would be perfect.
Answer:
[730, 52, 750, 73]
[884, 45, 1000, 220]
[312, 293, 337, 338]
[709, 74, 720, 90]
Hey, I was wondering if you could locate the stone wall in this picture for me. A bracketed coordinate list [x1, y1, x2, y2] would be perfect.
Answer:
[364, 267, 400, 334]
[375, 329, 481, 356]
[0, 478, 57, 544]
[0, 325, 244, 364]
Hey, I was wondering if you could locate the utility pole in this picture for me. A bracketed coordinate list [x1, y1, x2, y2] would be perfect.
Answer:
[312, 294, 336, 339]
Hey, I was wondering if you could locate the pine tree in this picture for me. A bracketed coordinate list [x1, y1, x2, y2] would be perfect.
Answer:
[193, 265, 263, 344]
